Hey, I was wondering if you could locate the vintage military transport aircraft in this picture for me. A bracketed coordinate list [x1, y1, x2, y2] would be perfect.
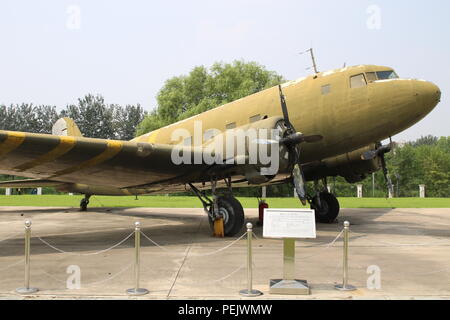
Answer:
[0, 65, 441, 236]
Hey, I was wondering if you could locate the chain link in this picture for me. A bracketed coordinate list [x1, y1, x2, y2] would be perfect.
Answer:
[37, 232, 134, 256]
[139, 230, 247, 257]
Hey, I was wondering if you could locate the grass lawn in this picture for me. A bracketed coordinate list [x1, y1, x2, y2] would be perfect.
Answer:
[0, 195, 449, 208]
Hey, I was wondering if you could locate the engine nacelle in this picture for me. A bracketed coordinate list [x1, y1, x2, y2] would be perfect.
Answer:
[207, 116, 291, 184]
[303, 143, 382, 183]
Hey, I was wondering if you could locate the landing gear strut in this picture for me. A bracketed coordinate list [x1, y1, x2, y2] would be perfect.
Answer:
[189, 180, 244, 237]
[80, 194, 91, 211]
[309, 179, 340, 223]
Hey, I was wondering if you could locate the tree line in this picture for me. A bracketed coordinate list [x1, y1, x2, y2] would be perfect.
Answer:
[0, 94, 146, 140]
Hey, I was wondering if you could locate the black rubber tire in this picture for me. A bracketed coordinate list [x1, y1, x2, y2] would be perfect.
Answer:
[80, 198, 89, 212]
[310, 192, 340, 223]
[208, 195, 245, 237]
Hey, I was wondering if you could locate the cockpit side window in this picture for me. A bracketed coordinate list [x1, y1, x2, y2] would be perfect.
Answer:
[376, 70, 399, 80]
[350, 74, 367, 88]
[366, 72, 377, 83]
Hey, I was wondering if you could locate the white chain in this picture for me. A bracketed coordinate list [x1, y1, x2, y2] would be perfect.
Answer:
[140, 230, 247, 257]
[189, 233, 247, 257]
[290, 229, 344, 261]
[37, 232, 134, 256]
[139, 231, 171, 252]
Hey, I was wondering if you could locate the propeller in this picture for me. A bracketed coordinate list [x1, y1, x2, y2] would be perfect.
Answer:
[361, 139, 394, 197]
[277, 85, 323, 205]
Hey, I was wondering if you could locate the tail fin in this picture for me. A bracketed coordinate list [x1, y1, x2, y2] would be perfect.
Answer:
[52, 117, 83, 137]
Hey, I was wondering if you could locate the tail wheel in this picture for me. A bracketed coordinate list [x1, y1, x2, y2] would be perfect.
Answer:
[311, 192, 340, 223]
[208, 195, 245, 237]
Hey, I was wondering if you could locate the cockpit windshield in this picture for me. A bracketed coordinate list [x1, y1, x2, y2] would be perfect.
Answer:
[376, 70, 399, 80]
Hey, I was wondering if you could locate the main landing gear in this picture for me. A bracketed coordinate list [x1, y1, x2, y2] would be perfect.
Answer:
[189, 180, 245, 237]
[80, 194, 91, 211]
[308, 179, 340, 223]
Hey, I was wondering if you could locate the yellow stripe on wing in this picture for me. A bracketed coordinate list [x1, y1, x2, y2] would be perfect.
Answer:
[49, 140, 123, 178]
[0, 132, 26, 158]
[14, 136, 77, 172]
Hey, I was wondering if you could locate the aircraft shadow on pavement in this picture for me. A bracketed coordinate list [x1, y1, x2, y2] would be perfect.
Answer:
[0, 207, 448, 258]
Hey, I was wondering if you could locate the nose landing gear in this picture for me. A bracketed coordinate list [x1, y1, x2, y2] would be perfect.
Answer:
[310, 192, 340, 223]
[309, 179, 340, 223]
[80, 194, 91, 211]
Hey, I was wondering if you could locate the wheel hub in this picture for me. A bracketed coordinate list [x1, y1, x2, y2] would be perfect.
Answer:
[218, 207, 229, 225]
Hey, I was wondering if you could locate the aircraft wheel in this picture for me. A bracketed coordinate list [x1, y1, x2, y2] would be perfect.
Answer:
[80, 198, 89, 211]
[310, 192, 340, 223]
[208, 195, 245, 237]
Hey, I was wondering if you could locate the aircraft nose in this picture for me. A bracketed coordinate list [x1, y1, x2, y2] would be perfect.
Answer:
[414, 80, 441, 112]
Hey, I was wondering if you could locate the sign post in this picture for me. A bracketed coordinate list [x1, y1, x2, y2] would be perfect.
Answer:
[263, 209, 316, 295]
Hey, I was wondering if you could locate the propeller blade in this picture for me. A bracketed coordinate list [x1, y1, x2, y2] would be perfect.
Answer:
[361, 144, 392, 161]
[254, 133, 323, 146]
[380, 153, 394, 197]
[277, 85, 317, 206]
[280, 133, 323, 145]
[278, 85, 294, 132]
[293, 163, 307, 205]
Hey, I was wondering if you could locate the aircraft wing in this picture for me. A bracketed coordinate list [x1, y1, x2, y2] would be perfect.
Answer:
[0, 130, 210, 189]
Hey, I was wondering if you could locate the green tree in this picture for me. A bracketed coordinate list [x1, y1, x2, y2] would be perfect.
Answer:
[136, 60, 285, 136]
[113, 104, 147, 140]
[0, 104, 58, 133]
[61, 94, 115, 139]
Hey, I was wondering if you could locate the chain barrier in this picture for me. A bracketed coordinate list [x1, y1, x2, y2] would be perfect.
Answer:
[37, 232, 134, 256]
[139, 229, 247, 257]
[293, 229, 344, 261]
[7, 218, 449, 295]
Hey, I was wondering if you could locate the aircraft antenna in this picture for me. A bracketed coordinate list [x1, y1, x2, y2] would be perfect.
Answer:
[300, 48, 319, 74]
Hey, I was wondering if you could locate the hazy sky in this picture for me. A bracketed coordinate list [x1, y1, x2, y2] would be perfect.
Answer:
[0, 0, 448, 141]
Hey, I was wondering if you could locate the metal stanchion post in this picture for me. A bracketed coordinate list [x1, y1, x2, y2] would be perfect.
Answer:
[239, 223, 263, 297]
[126, 222, 149, 296]
[335, 221, 356, 291]
[16, 220, 39, 294]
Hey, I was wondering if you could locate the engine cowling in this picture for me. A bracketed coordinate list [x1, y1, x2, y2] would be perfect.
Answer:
[303, 143, 382, 183]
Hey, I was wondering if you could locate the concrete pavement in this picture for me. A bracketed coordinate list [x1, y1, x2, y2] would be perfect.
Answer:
[0, 206, 449, 300]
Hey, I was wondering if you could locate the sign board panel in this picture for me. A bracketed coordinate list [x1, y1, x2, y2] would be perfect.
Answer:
[263, 209, 316, 239]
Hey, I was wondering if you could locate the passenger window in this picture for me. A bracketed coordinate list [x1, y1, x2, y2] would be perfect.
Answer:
[350, 74, 367, 88]
[366, 72, 377, 83]
[321, 84, 331, 95]
[226, 122, 236, 130]
[249, 114, 261, 123]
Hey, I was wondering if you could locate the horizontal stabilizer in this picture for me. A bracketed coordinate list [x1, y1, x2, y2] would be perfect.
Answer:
[0, 179, 64, 188]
